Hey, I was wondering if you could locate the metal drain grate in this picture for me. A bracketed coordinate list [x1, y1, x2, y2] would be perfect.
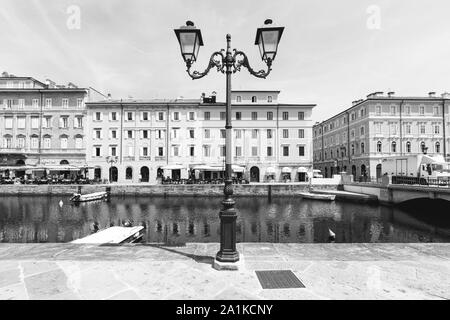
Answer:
[255, 270, 305, 289]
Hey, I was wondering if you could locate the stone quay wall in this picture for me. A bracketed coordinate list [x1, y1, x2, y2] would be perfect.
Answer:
[0, 183, 339, 197]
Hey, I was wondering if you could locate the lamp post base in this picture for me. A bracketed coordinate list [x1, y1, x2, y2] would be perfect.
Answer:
[212, 256, 241, 271]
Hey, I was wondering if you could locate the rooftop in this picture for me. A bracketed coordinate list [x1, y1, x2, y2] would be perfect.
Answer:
[314, 91, 450, 127]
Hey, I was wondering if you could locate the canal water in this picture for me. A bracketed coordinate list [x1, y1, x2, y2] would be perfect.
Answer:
[0, 196, 449, 244]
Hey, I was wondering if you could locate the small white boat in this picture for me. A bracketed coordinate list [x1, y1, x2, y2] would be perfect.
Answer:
[298, 192, 336, 201]
[70, 191, 108, 203]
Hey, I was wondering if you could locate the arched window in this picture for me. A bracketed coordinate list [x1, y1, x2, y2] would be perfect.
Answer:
[420, 141, 427, 153]
[377, 141, 382, 153]
[43, 135, 51, 149]
[435, 142, 440, 153]
[391, 141, 396, 153]
[125, 167, 133, 180]
[75, 135, 83, 149]
[31, 135, 39, 149]
[251, 96, 257, 103]
[60, 160, 69, 165]
[60, 135, 68, 149]
[17, 135, 26, 149]
[351, 144, 355, 155]
[361, 142, 365, 154]
[406, 141, 411, 153]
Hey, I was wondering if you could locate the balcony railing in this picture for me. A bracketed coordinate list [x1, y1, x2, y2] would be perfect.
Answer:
[154, 156, 167, 161]
[123, 156, 135, 161]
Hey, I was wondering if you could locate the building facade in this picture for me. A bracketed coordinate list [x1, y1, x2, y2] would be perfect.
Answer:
[86, 90, 315, 184]
[313, 91, 450, 180]
[0, 73, 104, 177]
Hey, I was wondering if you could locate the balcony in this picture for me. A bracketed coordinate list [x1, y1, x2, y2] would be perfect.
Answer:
[139, 156, 152, 161]
[123, 156, 135, 161]
[154, 156, 167, 162]
[265, 156, 276, 162]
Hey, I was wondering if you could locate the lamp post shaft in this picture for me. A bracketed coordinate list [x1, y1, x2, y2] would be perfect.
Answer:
[216, 34, 239, 263]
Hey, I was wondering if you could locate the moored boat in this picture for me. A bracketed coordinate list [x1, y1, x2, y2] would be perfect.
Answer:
[70, 191, 108, 203]
[298, 192, 336, 201]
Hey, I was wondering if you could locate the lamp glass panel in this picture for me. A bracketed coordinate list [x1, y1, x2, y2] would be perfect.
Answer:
[193, 34, 200, 61]
[258, 34, 264, 60]
[179, 32, 196, 58]
[261, 30, 279, 54]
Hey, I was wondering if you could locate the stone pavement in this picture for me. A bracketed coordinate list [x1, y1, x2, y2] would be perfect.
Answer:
[0, 243, 449, 300]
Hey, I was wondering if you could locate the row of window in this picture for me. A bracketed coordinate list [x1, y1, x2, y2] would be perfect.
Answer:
[91, 128, 307, 140]
[375, 105, 442, 116]
[316, 141, 442, 161]
[2, 98, 84, 109]
[93, 111, 306, 122]
[379, 141, 440, 154]
[235, 95, 273, 103]
[2, 116, 83, 129]
[2, 136, 83, 149]
[318, 123, 442, 148]
[316, 104, 443, 136]
[94, 145, 306, 158]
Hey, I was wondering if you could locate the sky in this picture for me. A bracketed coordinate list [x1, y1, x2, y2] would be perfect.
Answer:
[1, 0, 450, 122]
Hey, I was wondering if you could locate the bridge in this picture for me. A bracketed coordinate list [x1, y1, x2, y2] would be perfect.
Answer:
[343, 179, 450, 205]
[344, 182, 450, 204]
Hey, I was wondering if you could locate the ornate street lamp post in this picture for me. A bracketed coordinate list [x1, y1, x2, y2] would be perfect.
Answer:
[174, 19, 284, 266]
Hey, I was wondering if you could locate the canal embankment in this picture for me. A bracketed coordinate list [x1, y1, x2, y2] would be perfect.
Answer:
[0, 183, 340, 197]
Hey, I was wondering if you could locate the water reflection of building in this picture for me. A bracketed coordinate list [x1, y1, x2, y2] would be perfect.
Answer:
[1, 196, 448, 244]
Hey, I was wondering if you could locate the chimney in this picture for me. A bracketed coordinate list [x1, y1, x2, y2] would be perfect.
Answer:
[428, 91, 436, 98]
[45, 79, 56, 88]
[211, 91, 216, 103]
[107, 93, 112, 100]
[1, 71, 8, 77]
[387, 91, 395, 97]
[367, 91, 384, 98]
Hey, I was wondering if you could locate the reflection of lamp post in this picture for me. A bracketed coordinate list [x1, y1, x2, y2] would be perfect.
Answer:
[339, 146, 346, 173]
[106, 156, 118, 183]
[174, 19, 284, 266]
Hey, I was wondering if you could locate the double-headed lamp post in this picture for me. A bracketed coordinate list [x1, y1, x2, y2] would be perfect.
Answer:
[174, 19, 284, 265]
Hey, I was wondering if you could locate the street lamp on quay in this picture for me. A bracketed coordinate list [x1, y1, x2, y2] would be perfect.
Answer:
[174, 19, 284, 267]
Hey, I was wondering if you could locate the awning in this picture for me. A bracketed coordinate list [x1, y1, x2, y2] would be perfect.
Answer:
[297, 167, 308, 173]
[161, 165, 184, 170]
[266, 167, 276, 174]
[281, 167, 291, 174]
[192, 165, 224, 171]
[232, 165, 245, 173]
[0, 166, 37, 171]
[32, 165, 82, 171]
